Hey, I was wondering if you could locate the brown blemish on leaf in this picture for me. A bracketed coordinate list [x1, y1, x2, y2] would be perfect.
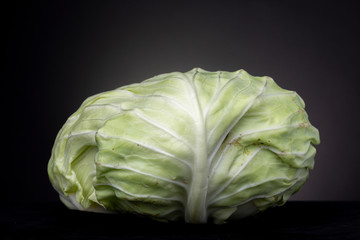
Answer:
[298, 123, 309, 128]
[228, 137, 243, 148]
[244, 146, 250, 155]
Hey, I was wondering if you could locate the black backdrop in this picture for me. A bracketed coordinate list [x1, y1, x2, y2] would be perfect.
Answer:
[5, 0, 360, 205]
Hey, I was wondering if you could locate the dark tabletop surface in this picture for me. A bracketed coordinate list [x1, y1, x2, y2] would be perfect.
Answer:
[1, 201, 359, 240]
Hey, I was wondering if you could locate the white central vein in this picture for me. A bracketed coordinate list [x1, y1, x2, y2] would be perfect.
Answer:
[180, 70, 209, 223]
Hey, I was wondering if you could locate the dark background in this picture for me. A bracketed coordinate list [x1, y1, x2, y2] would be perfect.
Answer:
[5, 0, 360, 205]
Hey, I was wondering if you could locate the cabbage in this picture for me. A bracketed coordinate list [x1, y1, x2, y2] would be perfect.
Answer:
[48, 68, 320, 224]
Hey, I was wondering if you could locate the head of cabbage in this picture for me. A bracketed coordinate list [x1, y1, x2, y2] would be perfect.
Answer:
[48, 68, 319, 224]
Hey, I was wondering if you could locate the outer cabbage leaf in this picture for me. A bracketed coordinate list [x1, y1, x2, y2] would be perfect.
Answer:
[48, 68, 320, 224]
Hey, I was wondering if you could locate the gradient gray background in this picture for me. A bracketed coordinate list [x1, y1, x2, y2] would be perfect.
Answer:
[6, 0, 360, 204]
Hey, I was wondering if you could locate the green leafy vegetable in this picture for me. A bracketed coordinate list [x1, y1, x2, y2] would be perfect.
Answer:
[48, 68, 320, 224]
